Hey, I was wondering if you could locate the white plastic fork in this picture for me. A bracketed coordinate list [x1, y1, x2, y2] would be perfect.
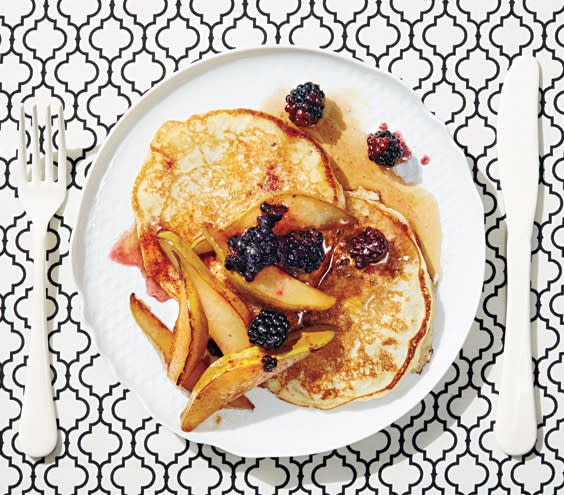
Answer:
[16, 104, 67, 458]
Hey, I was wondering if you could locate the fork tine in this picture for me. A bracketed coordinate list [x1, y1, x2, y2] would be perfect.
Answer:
[45, 106, 54, 181]
[18, 105, 28, 186]
[57, 106, 67, 184]
[31, 105, 41, 182]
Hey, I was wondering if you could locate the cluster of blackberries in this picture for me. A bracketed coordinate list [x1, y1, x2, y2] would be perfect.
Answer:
[225, 202, 326, 281]
[225, 203, 288, 282]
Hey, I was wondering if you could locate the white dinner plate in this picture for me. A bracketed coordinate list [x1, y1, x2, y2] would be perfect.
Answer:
[71, 46, 485, 457]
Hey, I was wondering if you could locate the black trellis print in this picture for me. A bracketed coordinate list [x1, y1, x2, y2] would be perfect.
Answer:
[2, 1, 563, 494]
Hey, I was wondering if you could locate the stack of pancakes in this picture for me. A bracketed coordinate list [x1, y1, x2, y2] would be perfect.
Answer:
[131, 108, 435, 409]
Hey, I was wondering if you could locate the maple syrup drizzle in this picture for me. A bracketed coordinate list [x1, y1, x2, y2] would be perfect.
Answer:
[262, 88, 441, 281]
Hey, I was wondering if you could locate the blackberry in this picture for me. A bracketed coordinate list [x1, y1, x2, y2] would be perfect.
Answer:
[257, 215, 276, 229]
[367, 130, 404, 167]
[257, 202, 288, 229]
[207, 338, 223, 357]
[225, 203, 288, 281]
[350, 227, 388, 268]
[224, 252, 248, 276]
[227, 234, 242, 252]
[248, 310, 290, 350]
[225, 226, 279, 281]
[278, 228, 325, 273]
[260, 202, 288, 222]
[285, 82, 325, 127]
[262, 355, 278, 372]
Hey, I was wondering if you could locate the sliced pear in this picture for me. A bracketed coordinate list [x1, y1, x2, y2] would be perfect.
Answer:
[206, 355, 255, 411]
[180, 325, 336, 431]
[202, 225, 336, 311]
[129, 293, 173, 363]
[158, 231, 251, 323]
[130, 285, 208, 390]
[187, 276, 251, 354]
[166, 276, 191, 383]
[191, 234, 211, 255]
[129, 292, 206, 388]
[192, 192, 356, 254]
[180, 358, 208, 391]
[158, 232, 251, 354]
[130, 280, 254, 409]
[165, 260, 209, 389]
[227, 395, 255, 410]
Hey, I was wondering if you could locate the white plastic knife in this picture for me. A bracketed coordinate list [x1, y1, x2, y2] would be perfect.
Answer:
[494, 56, 539, 456]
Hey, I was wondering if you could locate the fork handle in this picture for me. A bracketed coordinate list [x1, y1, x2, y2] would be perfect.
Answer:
[494, 229, 537, 456]
[18, 223, 58, 458]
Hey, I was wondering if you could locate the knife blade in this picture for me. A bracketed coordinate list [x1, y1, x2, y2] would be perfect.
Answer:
[494, 55, 539, 456]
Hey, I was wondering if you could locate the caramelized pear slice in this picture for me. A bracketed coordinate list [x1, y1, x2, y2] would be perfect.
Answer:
[165, 259, 209, 389]
[129, 293, 173, 363]
[158, 232, 251, 354]
[180, 326, 336, 431]
[192, 192, 356, 254]
[227, 395, 255, 410]
[202, 225, 336, 311]
[180, 358, 208, 391]
[130, 292, 207, 388]
[191, 235, 212, 255]
[130, 283, 254, 409]
[130, 278, 207, 389]
[158, 231, 251, 323]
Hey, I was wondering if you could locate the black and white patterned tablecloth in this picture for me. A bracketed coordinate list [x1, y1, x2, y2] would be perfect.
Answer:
[2, 1, 564, 493]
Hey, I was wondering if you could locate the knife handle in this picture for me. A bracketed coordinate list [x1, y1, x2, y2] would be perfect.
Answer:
[494, 229, 537, 456]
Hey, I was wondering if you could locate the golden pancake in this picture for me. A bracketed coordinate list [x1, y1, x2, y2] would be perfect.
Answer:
[132, 109, 344, 297]
[265, 188, 434, 409]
